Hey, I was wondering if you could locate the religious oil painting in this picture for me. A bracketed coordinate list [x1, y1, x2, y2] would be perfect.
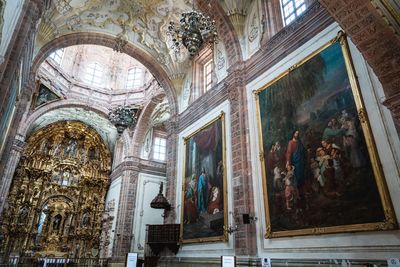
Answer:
[180, 112, 227, 243]
[254, 32, 396, 238]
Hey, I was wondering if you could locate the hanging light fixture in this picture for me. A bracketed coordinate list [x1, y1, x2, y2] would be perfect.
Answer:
[108, 106, 139, 135]
[167, 1, 218, 57]
[150, 182, 171, 210]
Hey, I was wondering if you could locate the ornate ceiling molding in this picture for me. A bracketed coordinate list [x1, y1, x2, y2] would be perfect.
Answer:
[36, 0, 193, 78]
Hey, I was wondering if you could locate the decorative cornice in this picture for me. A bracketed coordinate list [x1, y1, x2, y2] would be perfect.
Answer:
[110, 158, 166, 180]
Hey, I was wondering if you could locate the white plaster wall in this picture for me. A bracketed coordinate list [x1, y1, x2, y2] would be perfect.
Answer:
[131, 173, 166, 256]
[0, 0, 24, 63]
[246, 22, 400, 260]
[105, 176, 122, 257]
[175, 100, 235, 257]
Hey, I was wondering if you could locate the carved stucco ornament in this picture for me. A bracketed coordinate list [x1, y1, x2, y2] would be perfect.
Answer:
[248, 12, 259, 42]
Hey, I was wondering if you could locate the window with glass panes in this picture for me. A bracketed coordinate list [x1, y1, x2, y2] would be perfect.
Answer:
[281, 0, 306, 25]
[84, 63, 103, 86]
[204, 60, 213, 92]
[49, 48, 64, 65]
[153, 137, 166, 161]
[126, 67, 144, 89]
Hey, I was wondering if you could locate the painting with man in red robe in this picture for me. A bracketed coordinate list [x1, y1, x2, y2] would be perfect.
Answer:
[255, 35, 396, 238]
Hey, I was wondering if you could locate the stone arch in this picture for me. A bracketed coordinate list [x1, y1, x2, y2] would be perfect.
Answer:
[196, 0, 243, 68]
[18, 99, 109, 139]
[31, 32, 178, 115]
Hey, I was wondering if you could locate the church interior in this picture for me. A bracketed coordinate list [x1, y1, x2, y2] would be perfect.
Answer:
[0, 0, 399, 266]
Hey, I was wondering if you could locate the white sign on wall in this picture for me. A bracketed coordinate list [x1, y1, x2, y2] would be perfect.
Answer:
[126, 253, 138, 267]
[261, 257, 271, 267]
[221, 256, 236, 267]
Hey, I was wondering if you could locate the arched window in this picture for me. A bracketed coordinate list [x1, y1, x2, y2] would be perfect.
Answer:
[49, 48, 64, 65]
[84, 63, 103, 87]
[126, 67, 144, 89]
[281, 0, 306, 25]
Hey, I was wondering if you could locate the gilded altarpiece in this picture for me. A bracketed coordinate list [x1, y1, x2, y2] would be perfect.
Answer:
[0, 121, 111, 258]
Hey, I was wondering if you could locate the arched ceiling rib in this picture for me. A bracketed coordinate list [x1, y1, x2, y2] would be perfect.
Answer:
[28, 107, 118, 151]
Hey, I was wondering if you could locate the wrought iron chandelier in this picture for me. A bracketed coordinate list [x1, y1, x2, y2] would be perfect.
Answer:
[108, 106, 139, 134]
[167, 1, 217, 57]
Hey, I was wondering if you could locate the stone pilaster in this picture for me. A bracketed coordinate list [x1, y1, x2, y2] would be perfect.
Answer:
[112, 169, 139, 256]
[0, 138, 25, 213]
[164, 116, 179, 223]
[225, 65, 257, 256]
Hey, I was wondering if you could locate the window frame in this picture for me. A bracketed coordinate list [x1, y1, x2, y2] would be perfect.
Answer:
[203, 59, 213, 92]
[280, 0, 307, 26]
[126, 67, 144, 89]
[49, 48, 64, 65]
[84, 62, 103, 87]
[152, 137, 167, 161]
[190, 47, 214, 102]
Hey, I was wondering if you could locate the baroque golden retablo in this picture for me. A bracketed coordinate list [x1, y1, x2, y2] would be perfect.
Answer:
[0, 121, 111, 258]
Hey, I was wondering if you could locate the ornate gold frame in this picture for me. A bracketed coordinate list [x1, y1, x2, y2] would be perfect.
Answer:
[179, 112, 228, 243]
[253, 31, 397, 238]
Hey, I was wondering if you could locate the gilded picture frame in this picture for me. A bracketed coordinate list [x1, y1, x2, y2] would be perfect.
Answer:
[254, 31, 397, 238]
[180, 112, 228, 243]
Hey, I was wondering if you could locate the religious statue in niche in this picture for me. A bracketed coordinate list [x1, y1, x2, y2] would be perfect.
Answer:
[79, 147, 87, 163]
[88, 147, 98, 160]
[52, 214, 62, 233]
[39, 138, 53, 154]
[61, 168, 71, 186]
[17, 207, 29, 223]
[82, 213, 91, 227]
[52, 142, 62, 157]
[51, 170, 61, 184]
[64, 138, 78, 157]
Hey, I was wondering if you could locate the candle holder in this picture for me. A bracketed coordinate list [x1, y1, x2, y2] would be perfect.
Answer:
[223, 211, 239, 235]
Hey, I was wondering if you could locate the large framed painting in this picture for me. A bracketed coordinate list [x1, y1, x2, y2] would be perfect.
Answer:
[254, 32, 397, 238]
[180, 112, 228, 243]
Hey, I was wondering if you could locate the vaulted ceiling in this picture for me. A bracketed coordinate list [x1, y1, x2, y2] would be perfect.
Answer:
[35, 0, 252, 83]
[37, 0, 197, 79]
